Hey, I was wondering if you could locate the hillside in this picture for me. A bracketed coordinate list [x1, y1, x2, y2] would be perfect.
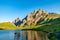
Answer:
[0, 22, 17, 30]
[34, 14, 60, 32]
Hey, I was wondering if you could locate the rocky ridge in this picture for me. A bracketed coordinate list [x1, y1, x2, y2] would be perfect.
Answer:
[13, 9, 48, 26]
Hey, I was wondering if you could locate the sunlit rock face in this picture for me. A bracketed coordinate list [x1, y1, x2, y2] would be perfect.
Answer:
[13, 9, 48, 26]
[14, 31, 49, 40]
[20, 19, 27, 26]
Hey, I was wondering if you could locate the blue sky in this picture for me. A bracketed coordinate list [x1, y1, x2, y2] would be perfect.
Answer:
[0, 0, 60, 22]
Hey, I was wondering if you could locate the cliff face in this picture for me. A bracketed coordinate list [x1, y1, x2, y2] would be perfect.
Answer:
[13, 9, 48, 26]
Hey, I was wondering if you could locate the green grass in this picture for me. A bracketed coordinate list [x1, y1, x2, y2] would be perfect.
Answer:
[35, 14, 60, 33]
[0, 22, 17, 30]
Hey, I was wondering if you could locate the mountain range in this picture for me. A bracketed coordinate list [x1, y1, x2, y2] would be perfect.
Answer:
[0, 9, 60, 30]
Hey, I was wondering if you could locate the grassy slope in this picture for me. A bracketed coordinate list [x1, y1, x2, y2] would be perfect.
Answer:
[35, 14, 60, 32]
[0, 22, 17, 30]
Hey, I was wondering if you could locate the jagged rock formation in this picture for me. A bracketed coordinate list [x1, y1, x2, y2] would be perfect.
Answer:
[13, 9, 48, 26]
[12, 17, 22, 26]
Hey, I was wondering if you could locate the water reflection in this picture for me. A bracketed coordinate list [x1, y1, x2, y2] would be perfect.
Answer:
[14, 30, 48, 40]
[14, 32, 20, 40]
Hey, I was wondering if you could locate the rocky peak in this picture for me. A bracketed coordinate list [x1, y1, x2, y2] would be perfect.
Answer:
[13, 17, 20, 23]
[12, 17, 21, 26]
[33, 10, 36, 14]
[15, 17, 20, 22]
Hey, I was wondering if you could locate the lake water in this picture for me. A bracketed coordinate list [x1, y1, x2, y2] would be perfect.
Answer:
[0, 30, 49, 40]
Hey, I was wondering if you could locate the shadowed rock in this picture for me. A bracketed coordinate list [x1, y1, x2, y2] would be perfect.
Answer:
[12, 17, 22, 26]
